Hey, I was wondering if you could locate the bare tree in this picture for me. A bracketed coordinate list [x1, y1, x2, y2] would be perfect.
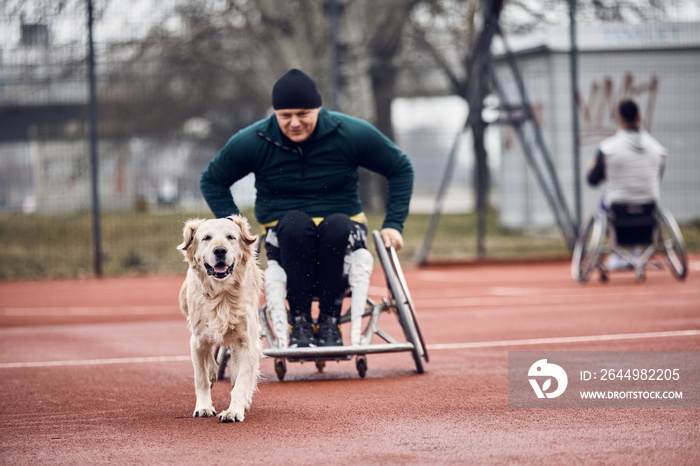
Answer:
[5, 0, 676, 215]
[405, 0, 673, 256]
[341, 0, 419, 211]
[105, 0, 422, 211]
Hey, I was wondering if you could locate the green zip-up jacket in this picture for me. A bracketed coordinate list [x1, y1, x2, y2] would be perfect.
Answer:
[200, 108, 414, 233]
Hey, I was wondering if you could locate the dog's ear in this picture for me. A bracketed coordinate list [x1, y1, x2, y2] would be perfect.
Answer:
[178, 218, 205, 256]
[229, 215, 258, 247]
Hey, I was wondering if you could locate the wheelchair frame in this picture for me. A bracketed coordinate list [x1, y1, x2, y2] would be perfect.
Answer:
[216, 230, 429, 381]
[571, 205, 688, 283]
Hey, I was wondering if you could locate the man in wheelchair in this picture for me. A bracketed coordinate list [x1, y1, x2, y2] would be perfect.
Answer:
[586, 99, 667, 271]
[200, 69, 414, 348]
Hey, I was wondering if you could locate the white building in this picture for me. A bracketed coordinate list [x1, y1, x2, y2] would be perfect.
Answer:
[495, 21, 700, 231]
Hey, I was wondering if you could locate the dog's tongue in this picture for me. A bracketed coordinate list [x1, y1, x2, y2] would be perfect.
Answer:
[214, 263, 228, 273]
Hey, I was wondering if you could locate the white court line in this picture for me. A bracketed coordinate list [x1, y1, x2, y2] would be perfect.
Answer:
[0, 355, 191, 369]
[1, 330, 697, 369]
[428, 329, 700, 350]
[1, 306, 176, 316]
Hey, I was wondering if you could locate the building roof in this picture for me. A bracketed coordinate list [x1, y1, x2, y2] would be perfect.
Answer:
[493, 21, 700, 57]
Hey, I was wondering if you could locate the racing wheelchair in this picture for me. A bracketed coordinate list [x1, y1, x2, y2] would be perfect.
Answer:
[216, 230, 428, 381]
[571, 202, 688, 283]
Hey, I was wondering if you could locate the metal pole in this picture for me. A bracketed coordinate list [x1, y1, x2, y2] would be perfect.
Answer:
[86, 0, 102, 276]
[570, 0, 582, 235]
[330, 0, 341, 111]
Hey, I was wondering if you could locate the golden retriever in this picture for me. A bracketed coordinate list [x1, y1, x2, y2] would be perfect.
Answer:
[177, 215, 263, 423]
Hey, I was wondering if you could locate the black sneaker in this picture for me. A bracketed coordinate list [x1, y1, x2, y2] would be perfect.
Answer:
[289, 315, 315, 348]
[317, 315, 342, 347]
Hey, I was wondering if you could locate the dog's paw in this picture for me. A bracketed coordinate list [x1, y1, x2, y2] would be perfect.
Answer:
[218, 408, 244, 423]
[193, 406, 217, 418]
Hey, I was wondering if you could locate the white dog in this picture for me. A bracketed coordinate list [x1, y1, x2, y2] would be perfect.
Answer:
[177, 215, 263, 423]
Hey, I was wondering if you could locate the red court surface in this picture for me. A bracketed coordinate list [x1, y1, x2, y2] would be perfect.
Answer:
[1, 256, 699, 465]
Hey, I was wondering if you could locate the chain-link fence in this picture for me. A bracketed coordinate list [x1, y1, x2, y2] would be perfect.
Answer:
[494, 20, 700, 233]
[1, 0, 699, 279]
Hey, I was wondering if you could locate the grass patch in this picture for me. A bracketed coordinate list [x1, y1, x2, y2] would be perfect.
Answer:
[0, 209, 697, 280]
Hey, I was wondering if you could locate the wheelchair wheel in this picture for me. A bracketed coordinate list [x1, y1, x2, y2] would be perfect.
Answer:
[387, 245, 429, 363]
[356, 355, 367, 378]
[274, 358, 287, 381]
[571, 212, 606, 283]
[373, 231, 426, 374]
[216, 346, 230, 381]
[655, 207, 688, 281]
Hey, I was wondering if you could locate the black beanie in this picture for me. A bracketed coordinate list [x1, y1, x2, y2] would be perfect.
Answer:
[271, 69, 322, 110]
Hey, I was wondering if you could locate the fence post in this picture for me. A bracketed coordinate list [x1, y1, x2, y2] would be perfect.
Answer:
[570, 0, 581, 236]
[86, 0, 102, 276]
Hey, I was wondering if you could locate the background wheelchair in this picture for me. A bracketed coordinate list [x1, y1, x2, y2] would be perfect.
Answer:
[571, 202, 688, 283]
[216, 230, 428, 381]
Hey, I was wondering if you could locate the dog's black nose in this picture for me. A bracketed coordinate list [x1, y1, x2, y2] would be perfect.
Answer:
[213, 247, 227, 258]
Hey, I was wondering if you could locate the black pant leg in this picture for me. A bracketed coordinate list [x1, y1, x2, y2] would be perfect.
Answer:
[316, 214, 367, 318]
[274, 211, 317, 319]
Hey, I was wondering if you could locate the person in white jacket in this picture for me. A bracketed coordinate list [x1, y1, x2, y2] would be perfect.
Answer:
[587, 99, 667, 206]
[586, 99, 668, 269]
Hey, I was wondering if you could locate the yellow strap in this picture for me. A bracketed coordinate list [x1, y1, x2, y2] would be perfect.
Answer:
[261, 212, 367, 234]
